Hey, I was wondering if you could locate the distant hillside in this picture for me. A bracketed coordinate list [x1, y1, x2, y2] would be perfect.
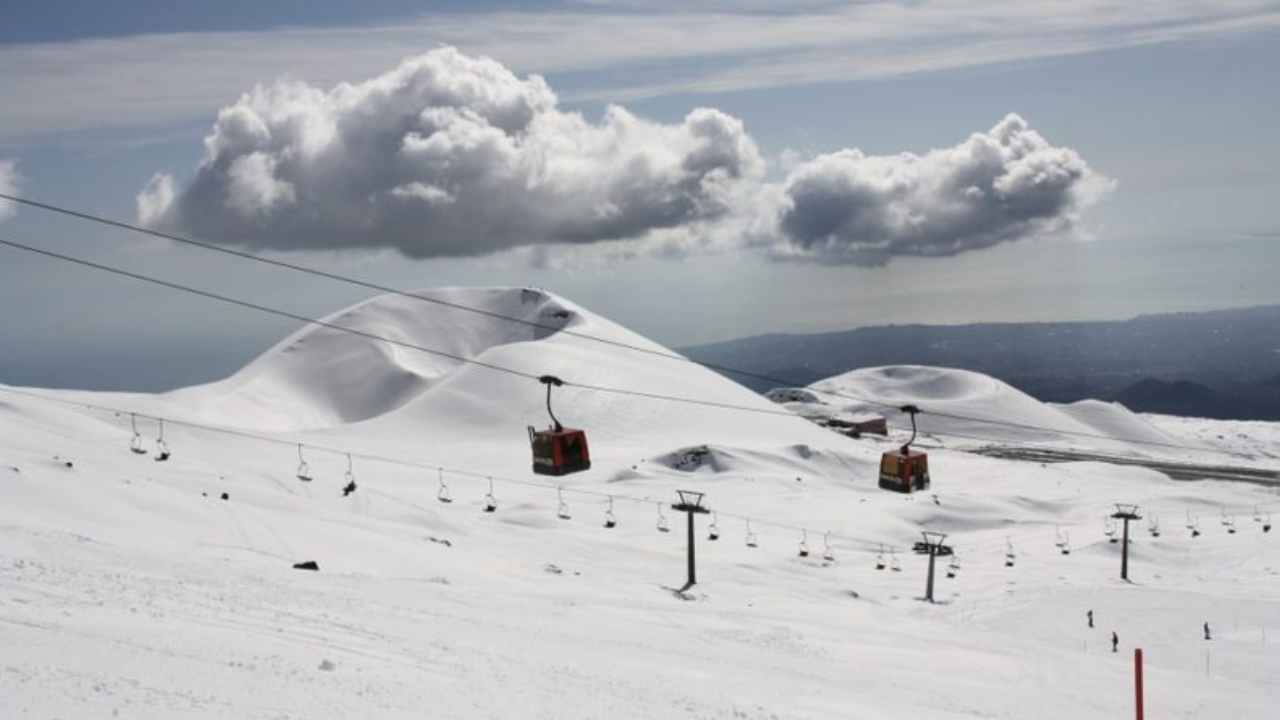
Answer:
[680, 305, 1280, 421]
[1111, 379, 1222, 417]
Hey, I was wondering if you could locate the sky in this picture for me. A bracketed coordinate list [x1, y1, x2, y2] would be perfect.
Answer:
[1, 1, 1279, 391]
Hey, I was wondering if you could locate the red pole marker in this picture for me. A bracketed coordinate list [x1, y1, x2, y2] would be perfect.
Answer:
[1135, 648, 1144, 720]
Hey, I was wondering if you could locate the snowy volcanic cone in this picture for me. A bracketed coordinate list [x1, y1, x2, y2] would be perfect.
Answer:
[130, 287, 860, 482]
[799, 365, 1186, 452]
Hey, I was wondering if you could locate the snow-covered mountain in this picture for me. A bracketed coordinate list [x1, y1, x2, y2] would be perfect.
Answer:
[1, 289, 1276, 718]
[771, 364, 1211, 455]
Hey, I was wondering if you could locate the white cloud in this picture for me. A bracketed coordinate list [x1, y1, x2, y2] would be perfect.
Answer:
[137, 49, 1110, 265]
[139, 48, 764, 258]
[136, 173, 174, 227]
[0, 160, 19, 222]
[1, 2, 1277, 139]
[764, 114, 1115, 265]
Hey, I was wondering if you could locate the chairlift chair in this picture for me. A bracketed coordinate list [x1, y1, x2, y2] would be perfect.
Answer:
[1004, 538, 1016, 568]
[889, 549, 902, 572]
[878, 405, 930, 494]
[797, 530, 810, 558]
[528, 376, 591, 476]
[296, 444, 313, 482]
[1059, 530, 1071, 556]
[482, 477, 497, 513]
[745, 519, 759, 548]
[556, 486, 572, 520]
[946, 556, 960, 578]
[1105, 516, 1118, 543]
[437, 469, 454, 504]
[154, 419, 171, 462]
[707, 513, 720, 541]
[341, 454, 357, 497]
[656, 502, 670, 533]
[128, 414, 147, 455]
[603, 496, 617, 528]
[1264, 513, 1272, 533]
[1148, 515, 1160, 538]
[875, 545, 887, 571]
[822, 531, 835, 562]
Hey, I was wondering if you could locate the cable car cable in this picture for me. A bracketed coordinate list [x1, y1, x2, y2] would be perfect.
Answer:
[0, 238, 803, 420]
[0, 195, 1255, 458]
[0, 235, 1257, 460]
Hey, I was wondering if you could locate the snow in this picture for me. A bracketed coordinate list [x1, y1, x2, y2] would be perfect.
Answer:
[2, 288, 1278, 718]
[786, 365, 1219, 459]
[1144, 414, 1280, 467]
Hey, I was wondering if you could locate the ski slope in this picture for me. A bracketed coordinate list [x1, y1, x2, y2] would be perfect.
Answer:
[786, 365, 1216, 459]
[2, 288, 1277, 718]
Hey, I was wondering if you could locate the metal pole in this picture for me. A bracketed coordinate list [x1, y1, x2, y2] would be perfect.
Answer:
[686, 509, 696, 588]
[1134, 648, 1144, 720]
[1121, 518, 1131, 580]
[925, 545, 937, 602]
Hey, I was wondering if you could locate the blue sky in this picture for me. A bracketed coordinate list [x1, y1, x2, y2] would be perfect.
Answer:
[2, 1, 1279, 390]
[0, 1, 537, 42]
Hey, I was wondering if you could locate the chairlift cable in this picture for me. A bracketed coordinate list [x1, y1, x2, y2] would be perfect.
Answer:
[6, 383, 1270, 554]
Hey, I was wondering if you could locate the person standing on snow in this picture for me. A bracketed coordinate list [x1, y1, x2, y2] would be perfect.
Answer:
[1204, 622, 1211, 640]
[1087, 610, 1094, 628]
[1111, 631, 1119, 653]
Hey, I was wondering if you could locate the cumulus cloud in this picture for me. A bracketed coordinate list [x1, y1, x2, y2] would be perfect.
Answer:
[766, 114, 1114, 265]
[139, 49, 1109, 266]
[139, 47, 763, 258]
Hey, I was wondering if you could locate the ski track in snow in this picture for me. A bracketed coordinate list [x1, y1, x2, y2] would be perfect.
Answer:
[2, 288, 1278, 718]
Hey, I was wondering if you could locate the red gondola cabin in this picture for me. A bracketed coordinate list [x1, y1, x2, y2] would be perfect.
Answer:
[879, 448, 930, 493]
[529, 426, 591, 476]
[528, 374, 592, 476]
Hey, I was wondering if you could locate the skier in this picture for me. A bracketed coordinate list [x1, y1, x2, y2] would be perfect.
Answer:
[1204, 622, 1211, 641]
[1111, 631, 1119, 653]
[1087, 610, 1094, 628]
[342, 479, 357, 497]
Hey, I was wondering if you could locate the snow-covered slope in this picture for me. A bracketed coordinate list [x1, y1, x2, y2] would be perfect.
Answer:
[789, 365, 1194, 455]
[42, 288, 857, 493]
[2, 292, 1277, 718]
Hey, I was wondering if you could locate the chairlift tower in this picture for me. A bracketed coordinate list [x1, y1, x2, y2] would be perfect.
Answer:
[912, 531, 954, 603]
[1111, 504, 1142, 581]
[672, 490, 711, 592]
